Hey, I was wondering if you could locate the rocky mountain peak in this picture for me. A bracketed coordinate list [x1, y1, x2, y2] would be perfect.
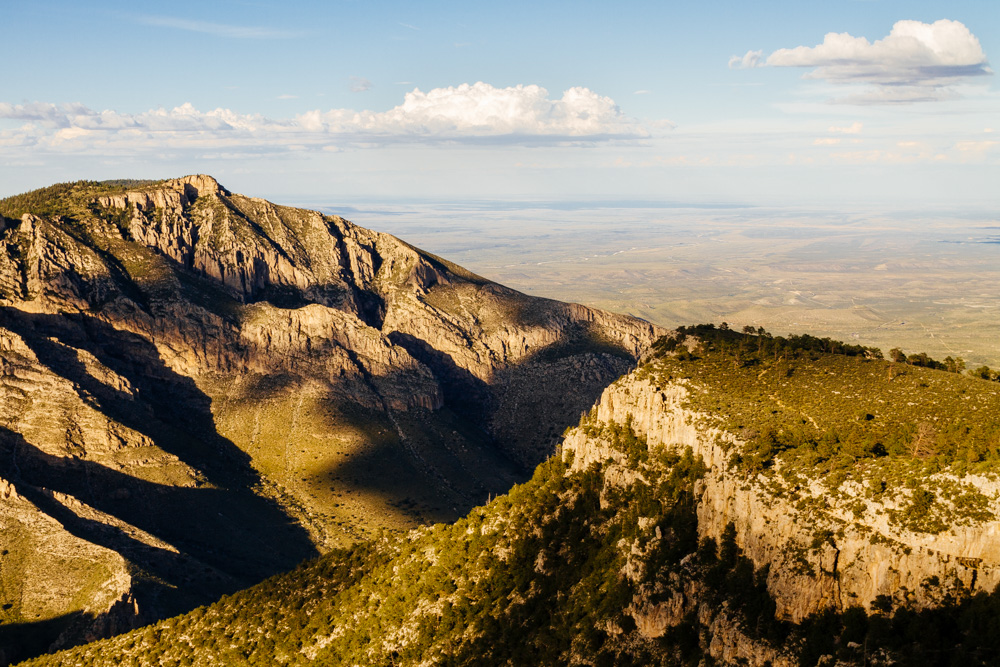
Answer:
[93, 174, 225, 215]
[0, 176, 663, 663]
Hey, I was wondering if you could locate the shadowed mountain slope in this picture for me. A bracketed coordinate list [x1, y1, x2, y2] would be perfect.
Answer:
[0, 176, 661, 663]
[23, 327, 1000, 666]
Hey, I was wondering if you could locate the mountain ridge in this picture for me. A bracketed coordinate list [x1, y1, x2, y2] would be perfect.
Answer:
[21, 327, 1000, 666]
[5, 179, 1000, 665]
[0, 176, 662, 663]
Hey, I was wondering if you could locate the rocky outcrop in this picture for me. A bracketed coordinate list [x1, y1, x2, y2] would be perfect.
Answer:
[97, 176, 319, 302]
[564, 375, 1000, 626]
[95, 175, 226, 212]
[238, 303, 442, 411]
[0, 214, 114, 310]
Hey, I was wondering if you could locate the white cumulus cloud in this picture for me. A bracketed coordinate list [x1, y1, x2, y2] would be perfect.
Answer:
[736, 20, 991, 103]
[366, 83, 643, 139]
[0, 83, 649, 157]
[282, 83, 647, 143]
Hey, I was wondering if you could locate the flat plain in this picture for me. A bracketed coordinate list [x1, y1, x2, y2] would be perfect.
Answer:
[309, 200, 1000, 368]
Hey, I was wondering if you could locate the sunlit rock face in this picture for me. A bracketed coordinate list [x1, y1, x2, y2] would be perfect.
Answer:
[0, 176, 662, 662]
[565, 371, 1000, 627]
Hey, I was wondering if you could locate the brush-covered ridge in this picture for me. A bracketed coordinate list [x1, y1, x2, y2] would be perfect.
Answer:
[21, 329, 1000, 666]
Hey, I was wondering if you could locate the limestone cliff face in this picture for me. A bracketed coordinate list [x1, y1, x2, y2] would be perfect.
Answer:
[90, 176, 658, 378]
[98, 176, 335, 304]
[0, 319, 249, 664]
[563, 374, 1000, 630]
[0, 214, 114, 311]
[83, 178, 661, 465]
[0, 176, 662, 662]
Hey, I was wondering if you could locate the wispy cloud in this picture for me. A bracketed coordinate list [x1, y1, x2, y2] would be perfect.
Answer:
[350, 77, 373, 93]
[955, 140, 998, 154]
[732, 20, 992, 104]
[398, 22, 419, 31]
[829, 122, 863, 134]
[728, 50, 763, 70]
[134, 15, 301, 39]
[277, 94, 298, 100]
[0, 83, 650, 157]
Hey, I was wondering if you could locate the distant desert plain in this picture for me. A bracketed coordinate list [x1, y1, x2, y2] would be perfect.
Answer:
[310, 200, 1000, 368]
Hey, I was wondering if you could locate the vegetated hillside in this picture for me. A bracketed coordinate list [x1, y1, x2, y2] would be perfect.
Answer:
[0, 176, 661, 664]
[647, 324, 1000, 537]
[24, 329, 1000, 667]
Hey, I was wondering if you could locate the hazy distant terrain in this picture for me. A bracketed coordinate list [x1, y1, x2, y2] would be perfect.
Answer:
[311, 200, 1000, 368]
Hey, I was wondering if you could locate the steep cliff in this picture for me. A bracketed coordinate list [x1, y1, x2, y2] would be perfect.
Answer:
[566, 375, 1000, 622]
[0, 176, 661, 661]
[25, 329, 1000, 667]
[560, 326, 1000, 662]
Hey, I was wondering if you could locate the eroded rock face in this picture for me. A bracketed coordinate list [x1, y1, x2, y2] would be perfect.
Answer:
[82, 176, 660, 429]
[0, 474, 138, 666]
[564, 375, 1000, 627]
[0, 175, 662, 661]
[85, 176, 660, 466]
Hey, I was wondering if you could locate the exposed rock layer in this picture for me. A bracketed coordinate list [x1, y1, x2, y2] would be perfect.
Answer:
[564, 374, 1000, 627]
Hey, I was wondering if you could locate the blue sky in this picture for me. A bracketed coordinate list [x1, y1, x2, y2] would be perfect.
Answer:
[2, 0, 997, 207]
